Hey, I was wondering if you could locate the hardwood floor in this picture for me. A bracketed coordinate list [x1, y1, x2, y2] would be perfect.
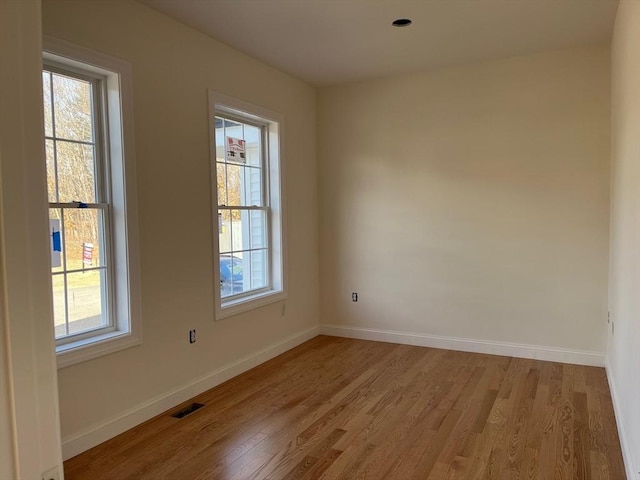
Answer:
[64, 336, 627, 479]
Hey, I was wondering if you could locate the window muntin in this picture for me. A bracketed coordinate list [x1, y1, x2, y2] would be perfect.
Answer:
[43, 66, 114, 343]
[215, 115, 270, 300]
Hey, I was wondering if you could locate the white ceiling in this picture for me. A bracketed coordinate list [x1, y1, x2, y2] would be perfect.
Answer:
[140, 0, 619, 86]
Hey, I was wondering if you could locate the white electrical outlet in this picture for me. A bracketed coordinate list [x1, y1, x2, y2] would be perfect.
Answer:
[42, 466, 60, 480]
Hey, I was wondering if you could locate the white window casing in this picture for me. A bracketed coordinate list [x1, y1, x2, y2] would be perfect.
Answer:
[208, 91, 287, 319]
[44, 36, 142, 368]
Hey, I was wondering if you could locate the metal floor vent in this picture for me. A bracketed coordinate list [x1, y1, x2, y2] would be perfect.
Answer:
[171, 403, 205, 419]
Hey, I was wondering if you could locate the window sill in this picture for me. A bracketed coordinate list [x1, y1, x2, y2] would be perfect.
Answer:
[217, 289, 287, 320]
[56, 330, 142, 369]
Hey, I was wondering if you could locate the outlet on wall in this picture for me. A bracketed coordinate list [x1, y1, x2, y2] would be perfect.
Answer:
[189, 329, 196, 344]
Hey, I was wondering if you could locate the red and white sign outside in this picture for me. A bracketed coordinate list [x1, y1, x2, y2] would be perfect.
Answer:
[82, 242, 94, 266]
[226, 137, 246, 163]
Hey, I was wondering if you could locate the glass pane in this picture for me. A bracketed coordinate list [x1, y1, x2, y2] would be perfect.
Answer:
[243, 124, 261, 167]
[66, 269, 106, 335]
[52, 274, 67, 339]
[234, 254, 246, 295]
[50, 208, 64, 274]
[250, 249, 268, 290]
[214, 119, 225, 161]
[244, 166, 263, 206]
[63, 208, 105, 270]
[249, 210, 267, 249]
[220, 254, 244, 298]
[43, 71, 53, 137]
[232, 210, 246, 251]
[218, 209, 232, 254]
[52, 72, 93, 142]
[45, 140, 57, 202]
[224, 118, 242, 133]
[56, 140, 96, 203]
[216, 162, 227, 206]
[222, 165, 263, 207]
[224, 121, 244, 165]
[226, 163, 242, 206]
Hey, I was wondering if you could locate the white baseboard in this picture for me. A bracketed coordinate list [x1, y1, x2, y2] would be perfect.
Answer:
[319, 324, 605, 367]
[62, 325, 320, 460]
[605, 360, 640, 480]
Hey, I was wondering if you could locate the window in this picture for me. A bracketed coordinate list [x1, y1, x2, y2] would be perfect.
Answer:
[43, 37, 141, 367]
[44, 65, 111, 342]
[209, 92, 286, 318]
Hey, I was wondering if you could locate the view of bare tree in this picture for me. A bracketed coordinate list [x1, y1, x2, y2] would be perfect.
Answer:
[44, 70, 101, 265]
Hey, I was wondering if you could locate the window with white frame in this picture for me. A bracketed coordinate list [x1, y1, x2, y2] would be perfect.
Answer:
[210, 92, 286, 318]
[43, 37, 141, 367]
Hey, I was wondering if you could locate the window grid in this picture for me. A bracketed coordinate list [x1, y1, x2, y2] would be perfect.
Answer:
[215, 115, 271, 300]
[44, 66, 114, 342]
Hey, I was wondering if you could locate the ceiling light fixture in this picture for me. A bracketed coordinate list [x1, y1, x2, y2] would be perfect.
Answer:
[392, 18, 412, 27]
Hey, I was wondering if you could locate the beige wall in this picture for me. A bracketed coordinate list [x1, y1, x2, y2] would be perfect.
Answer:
[609, 1, 640, 478]
[42, 0, 318, 450]
[318, 47, 611, 353]
[1, 1, 64, 478]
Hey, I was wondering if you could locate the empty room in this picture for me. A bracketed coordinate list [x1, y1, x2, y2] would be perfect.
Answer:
[1, 0, 638, 479]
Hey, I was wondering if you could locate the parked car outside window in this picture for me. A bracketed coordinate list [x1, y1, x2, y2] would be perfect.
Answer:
[220, 255, 243, 297]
